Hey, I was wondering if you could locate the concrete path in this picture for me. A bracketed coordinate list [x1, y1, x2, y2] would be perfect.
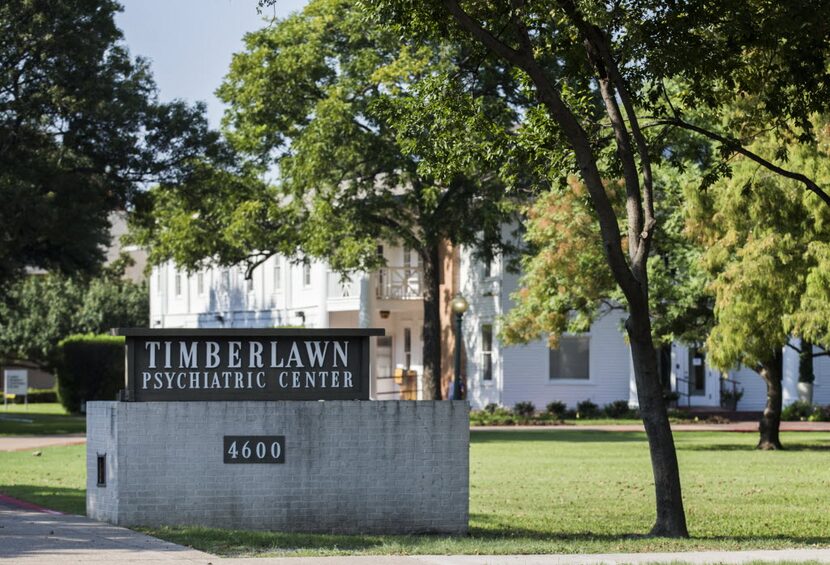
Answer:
[2, 499, 830, 564]
[0, 500, 211, 563]
[0, 434, 86, 452]
[473, 421, 830, 433]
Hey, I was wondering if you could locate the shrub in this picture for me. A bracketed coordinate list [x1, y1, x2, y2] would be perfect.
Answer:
[8, 389, 59, 404]
[484, 402, 499, 414]
[604, 400, 633, 419]
[513, 401, 536, 418]
[576, 399, 600, 419]
[54, 334, 124, 414]
[807, 406, 830, 422]
[782, 401, 817, 421]
[545, 400, 567, 418]
[663, 391, 680, 403]
[470, 407, 514, 426]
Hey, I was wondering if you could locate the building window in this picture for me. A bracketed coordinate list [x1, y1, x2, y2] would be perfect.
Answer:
[222, 269, 230, 289]
[302, 263, 312, 287]
[273, 261, 282, 291]
[403, 328, 412, 370]
[174, 273, 182, 297]
[549, 335, 590, 380]
[689, 348, 706, 396]
[481, 324, 493, 381]
[196, 272, 205, 296]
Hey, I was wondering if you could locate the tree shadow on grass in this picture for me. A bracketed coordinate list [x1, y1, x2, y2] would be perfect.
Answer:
[678, 440, 830, 452]
[471, 430, 645, 444]
[468, 515, 830, 546]
[0, 485, 85, 516]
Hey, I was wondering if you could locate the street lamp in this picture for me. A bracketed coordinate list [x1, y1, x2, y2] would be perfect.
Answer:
[450, 293, 469, 400]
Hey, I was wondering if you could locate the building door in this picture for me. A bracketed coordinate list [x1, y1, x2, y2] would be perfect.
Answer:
[689, 348, 706, 396]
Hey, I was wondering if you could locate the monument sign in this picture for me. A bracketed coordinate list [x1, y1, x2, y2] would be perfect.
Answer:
[3, 369, 28, 409]
[87, 328, 469, 534]
[121, 328, 372, 401]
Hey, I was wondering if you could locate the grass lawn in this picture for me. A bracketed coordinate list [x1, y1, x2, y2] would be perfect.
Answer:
[3, 430, 830, 557]
[0, 444, 85, 514]
[0, 402, 85, 436]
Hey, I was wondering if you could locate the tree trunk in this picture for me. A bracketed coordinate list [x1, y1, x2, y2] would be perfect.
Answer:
[758, 349, 784, 450]
[421, 243, 442, 400]
[440, 0, 687, 536]
[627, 308, 689, 537]
[799, 340, 814, 385]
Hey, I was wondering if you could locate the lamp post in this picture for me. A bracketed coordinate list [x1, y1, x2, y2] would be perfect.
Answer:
[450, 293, 469, 400]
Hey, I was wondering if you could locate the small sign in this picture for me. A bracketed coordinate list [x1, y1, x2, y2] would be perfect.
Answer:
[119, 328, 383, 402]
[223, 435, 285, 464]
[4, 369, 28, 396]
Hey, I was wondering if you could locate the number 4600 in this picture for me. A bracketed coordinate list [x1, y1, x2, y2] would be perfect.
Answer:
[223, 435, 285, 464]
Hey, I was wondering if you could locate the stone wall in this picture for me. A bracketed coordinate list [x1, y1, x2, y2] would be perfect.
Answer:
[87, 400, 468, 534]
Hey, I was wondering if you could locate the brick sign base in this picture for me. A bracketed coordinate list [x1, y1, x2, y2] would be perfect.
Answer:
[86, 401, 469, 534]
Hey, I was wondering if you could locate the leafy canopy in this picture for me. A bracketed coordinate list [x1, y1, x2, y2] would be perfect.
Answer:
[686, 116, 830, 369]
[0, 0, 219, 286]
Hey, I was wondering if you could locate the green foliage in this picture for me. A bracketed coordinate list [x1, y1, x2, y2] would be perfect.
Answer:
[502, 162, 712, 349]
[53, 334, 125, 413]
[0, 273, 147, 369]
[469, 407, 515, 426]
[502, 178, 617, 346]
[545, 401, 567, 418]
[604, 400, 635, 419]
[686, 116, 830, 370]
[512, 401, 536, 418]
[135, 0, 521, 278]
[0, 0, 218, 287]
[720, 387, 744, 410]
[576, 400, 600, 419]
[5, 389, 59, 404]
[781, 402, 830, 422]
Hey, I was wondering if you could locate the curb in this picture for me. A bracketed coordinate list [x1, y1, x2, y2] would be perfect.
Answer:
[0, 493, 65, 515]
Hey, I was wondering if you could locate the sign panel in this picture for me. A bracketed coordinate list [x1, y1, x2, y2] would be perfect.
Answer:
[119, 328, 383, 401]
[4, 369, 28, 396]
[224, 435, 285, 464]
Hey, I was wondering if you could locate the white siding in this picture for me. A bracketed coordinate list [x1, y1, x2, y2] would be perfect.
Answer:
[814, 353, 830, 405]
[461, 245, 632, 410]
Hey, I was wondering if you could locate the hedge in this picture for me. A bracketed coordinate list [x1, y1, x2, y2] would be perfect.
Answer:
[5, 389, 59, 404]
[54, 334, 124, 413]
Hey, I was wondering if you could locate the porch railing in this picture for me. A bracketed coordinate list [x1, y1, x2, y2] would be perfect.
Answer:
[327, 272, 359, 299]
[375, 267, 423, 300]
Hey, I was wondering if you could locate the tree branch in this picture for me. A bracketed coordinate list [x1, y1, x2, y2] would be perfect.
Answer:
[661, 117, 830, 207]
[443, 0, 642, 304]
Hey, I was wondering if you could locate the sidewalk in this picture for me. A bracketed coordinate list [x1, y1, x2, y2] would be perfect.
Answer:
[473, 421, 830, 433]
[0, 434, 86, 452]
[2, 498, 830, 565]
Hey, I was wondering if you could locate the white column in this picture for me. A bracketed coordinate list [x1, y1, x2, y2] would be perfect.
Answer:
[782, 339, 800, 406]
[316, 263, 329, 328]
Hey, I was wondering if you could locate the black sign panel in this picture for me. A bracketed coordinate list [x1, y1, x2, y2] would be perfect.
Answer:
[119, 328, 383, 401]
[224, 435, 285, 464]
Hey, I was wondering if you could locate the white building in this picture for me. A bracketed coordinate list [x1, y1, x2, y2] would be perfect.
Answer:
[151, 244, 829, 411]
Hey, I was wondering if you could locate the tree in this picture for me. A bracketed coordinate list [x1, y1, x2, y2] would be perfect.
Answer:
[687, 118, 830, 450]
[365, 0, 830, 536]
[0, 270, 148, 370]
[132, 0, 521, 399]
[0, 0, 219, 289]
